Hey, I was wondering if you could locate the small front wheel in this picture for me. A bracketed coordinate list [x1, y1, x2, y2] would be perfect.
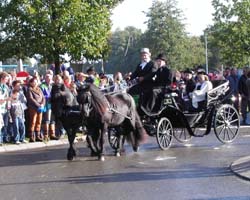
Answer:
[174, 128, 192, 143]
[214, 104, 240, 143]
[156, 117, 173, 150]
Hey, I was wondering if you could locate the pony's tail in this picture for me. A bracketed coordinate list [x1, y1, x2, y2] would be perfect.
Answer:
[127, 94, 147, 143]
[134, 111, 148, 143]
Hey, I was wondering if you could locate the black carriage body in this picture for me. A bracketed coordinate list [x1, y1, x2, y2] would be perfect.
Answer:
[140, 79, 240, 142]
[157, 80, 237, 135]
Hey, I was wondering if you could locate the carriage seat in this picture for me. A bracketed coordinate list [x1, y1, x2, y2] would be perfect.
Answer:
[140, 104, 166, 117]
[207, 80, 229, 106]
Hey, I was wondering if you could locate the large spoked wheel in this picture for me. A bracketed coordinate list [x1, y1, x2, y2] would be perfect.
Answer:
[156, 117, 173, 150]
[174, 128, 192, 143]
[213, 104, 240, 143]
[108, 128, 124, 150]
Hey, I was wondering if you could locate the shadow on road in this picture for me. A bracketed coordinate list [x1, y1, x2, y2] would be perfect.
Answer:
[0, 165, 234, 187]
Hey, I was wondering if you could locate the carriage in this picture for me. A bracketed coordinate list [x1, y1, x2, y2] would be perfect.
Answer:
[108, 79, 240, 151]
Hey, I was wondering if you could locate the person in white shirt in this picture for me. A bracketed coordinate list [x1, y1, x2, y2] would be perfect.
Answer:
[191, 71, 213, 111]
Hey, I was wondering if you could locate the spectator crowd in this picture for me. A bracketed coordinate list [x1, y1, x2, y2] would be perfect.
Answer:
[0, 57, 249, 146]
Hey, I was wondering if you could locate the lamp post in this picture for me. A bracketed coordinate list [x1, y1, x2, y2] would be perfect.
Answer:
[205, 32, 208, 74]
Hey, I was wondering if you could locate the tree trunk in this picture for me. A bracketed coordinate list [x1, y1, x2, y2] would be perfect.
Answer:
[17, 58, 23, 72]
[54, 54, 61, 75]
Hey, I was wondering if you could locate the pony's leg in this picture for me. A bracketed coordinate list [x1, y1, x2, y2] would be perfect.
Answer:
[116, 127, 125, 157]
[96, 124, 107, 161]
[67, 128, 76, 161]
[86, 133, 98, 157]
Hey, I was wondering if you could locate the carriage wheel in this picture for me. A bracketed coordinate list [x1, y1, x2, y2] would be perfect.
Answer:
[156, 117, 173, 150]
[174, 128, 192, 143]
[214, 104, 240, 144]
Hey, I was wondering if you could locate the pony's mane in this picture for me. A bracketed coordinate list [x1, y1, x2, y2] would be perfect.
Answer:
[89, 84, 109, 115]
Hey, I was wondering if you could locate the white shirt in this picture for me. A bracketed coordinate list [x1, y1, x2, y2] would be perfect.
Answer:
[140, 58, 151, 70]
[192, 81, 213, 108]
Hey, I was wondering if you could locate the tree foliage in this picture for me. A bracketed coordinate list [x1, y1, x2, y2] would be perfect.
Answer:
[106, 26, 143, 73]
[106, 0, 205, 72]
[143, 0, 205, 69]
[211, 0, 250, 67]
[0, 0, 123, 73]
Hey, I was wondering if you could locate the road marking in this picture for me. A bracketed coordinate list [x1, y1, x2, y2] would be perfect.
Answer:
[242, 134, 250, 137]
[184, 144, 194, 147]
[155, 156, 176, 161]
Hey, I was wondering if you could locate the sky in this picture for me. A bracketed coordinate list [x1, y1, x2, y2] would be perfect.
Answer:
[111, 0, 214, 36]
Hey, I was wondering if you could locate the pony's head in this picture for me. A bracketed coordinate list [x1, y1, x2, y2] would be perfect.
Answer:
[77, 83, 93, 117]
[51, 83, 78, 117]
[77, 83, 108, 118]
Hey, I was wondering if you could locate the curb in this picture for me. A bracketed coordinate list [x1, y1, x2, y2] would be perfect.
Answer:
[0, 139, 68, 153]
[0, 136, 86, 153]
[230, 156, 250, 181]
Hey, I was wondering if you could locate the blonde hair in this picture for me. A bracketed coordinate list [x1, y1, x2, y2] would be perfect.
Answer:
[54, 74, 63, 84]
[204, 75, 209, 81]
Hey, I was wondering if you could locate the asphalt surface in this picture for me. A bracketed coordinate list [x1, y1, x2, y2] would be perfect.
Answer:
[0, 128, 250, 182]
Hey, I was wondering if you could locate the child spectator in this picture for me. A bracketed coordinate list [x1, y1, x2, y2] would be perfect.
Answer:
[10, 80, 28, 144]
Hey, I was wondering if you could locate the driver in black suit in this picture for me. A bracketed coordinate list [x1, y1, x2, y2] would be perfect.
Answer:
[128, 48, 157, 96]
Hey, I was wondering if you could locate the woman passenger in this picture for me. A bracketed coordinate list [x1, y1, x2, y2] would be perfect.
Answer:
[191, 71, 213, 111]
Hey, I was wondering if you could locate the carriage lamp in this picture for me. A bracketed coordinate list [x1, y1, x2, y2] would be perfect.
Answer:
[231, 95, 236, 102]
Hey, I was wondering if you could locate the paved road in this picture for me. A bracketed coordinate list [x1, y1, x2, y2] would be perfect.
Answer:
[0, 128, 250, 200]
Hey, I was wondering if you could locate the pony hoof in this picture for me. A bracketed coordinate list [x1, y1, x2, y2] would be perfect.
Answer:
[67, 149, 76, 161]
[99, 156, 105, 161]
[133, 146, 139, 152]
[67, 153, 74, 161]
[116, 152, 121, 157]
[91, 151, 98, 157]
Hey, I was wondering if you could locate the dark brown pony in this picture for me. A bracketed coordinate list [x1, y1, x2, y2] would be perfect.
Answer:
[78, 83, 147, 161]
[51, 83, 83, 161]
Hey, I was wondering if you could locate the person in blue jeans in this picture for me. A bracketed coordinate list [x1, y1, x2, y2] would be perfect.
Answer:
[0, 72, 10, 145]
[0, 112, 4, 145]
[10, 80, 28, 144]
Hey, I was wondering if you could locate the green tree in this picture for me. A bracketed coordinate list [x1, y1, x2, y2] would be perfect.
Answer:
[0, 0, 123, 74]
[184, 36, 206, 69]
[140, 0, 206, 70]
[143, 0, 188, 69]
[106, 26, 143, 73]
[212, 0, 250, 67]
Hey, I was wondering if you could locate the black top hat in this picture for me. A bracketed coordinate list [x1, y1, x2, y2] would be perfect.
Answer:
[197, 70, 207, 75]
[86, 66, 95, 73]
[155, 53, 167, 61]
[184, 68, 193, 74]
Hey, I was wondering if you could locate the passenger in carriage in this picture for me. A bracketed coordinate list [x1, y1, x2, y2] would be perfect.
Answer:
[181, 69, 196, 108]
[190, 71, 213, 112]
[146, 53, 172, 112]
[183, 69, 196, 98]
